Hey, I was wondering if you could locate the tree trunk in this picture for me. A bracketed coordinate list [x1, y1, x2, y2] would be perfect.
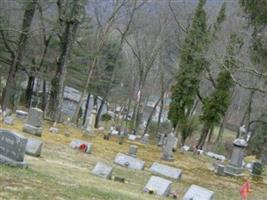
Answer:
[207, 125, 214, 143]
[1, 0, 38, 112]
[197, 123, 210, 149]
[216, 108, 230, 144]
[82, 93, 90, 126]
[25, 75, 35, 107]
[95, 97, 106, 128]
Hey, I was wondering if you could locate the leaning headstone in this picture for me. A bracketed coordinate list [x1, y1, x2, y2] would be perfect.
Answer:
[69, 139, 93, 154]
[128, 145, 138, 157]
[144, 176, 172, 196]
[91, 162, 113, 179]
[114, 152, 145, 170]
[141, 134, 149, 144]
[183, 185, 214, 200]
[225, 138, 247, 176]
[25, 138, 43, 157]
[149, 162, 182, 180]
[162, 132, 176, 161]
[4, 116, 14, 125]
[16, 110, 28, 120]
[0, 129, 28, 168]
[23, 108, 43, 136]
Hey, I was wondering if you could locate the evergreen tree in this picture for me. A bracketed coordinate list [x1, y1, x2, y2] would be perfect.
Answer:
[168, 0, 208, 132]
[197, 34, 242, 149]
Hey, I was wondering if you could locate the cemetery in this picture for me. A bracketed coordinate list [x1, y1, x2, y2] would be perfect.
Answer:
[0, 0, 267, 199]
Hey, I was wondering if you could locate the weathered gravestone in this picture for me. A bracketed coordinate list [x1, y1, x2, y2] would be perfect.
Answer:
[183, 185, 214, 200]
[25, 138, 43, 157]
[149, 162, 182, 180]
[158, 134, 165, 146]
[128, 134, 137, 141]
[91, 162, 113, 179]
[69, 139, 93, 154]
[206, 152, 226, 162]
[141, 134, 149, 144]
[215, 164, 225, 176]
[225, 138, 247, 176]
[85, 108, 97, 134]
[252, 162, 263, 176]
[0, 129, 28, 168]
[162, 132, 176, 161]
[23, 108, 43, 136]
[4, 116, 14, 125]
[128, 145, 138, 157]
[16, 110, 28, 120]
[144, 176, 172, 196]
[114, 152, 145, 170]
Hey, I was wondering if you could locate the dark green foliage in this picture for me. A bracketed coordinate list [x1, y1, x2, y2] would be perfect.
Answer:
[168, 0, 208, 128]
[240, 0, 267, 27]
[101, 113, 112, 121]
[147, 121, 172, 136]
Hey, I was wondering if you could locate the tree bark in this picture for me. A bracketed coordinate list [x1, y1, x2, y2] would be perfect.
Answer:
[82, 93, 90, 126]
[1, 0, 38, 112]
[95, 97, 106, 128]
[207, 125, 214, 143]
[197, 123, 210, 149]
[25, 75, 35, 107]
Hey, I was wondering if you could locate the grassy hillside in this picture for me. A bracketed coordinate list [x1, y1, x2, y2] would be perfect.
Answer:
[0, 119, 266, 200]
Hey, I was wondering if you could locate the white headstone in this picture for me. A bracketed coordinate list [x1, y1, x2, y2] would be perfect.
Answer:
[144, 176, 172, 196]
[183, 185, 214, 200]
[128, 134, 137, 141]
[149, 162, 182, 180]
[114, 152, 145, 170]
[26, 138, 43, 157]
[91, 162, 113, 179]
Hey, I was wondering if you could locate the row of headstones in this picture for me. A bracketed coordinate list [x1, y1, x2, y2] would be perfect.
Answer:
[91, 151, 214, 199]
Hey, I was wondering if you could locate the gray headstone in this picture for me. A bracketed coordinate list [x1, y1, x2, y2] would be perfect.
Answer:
[91, 162, 113, 179]
[16, 110, 28, 120]
[162, 132, 176, 161]
[114, 152, 145, 170]
[23, 124, 43, 137]
[149, 162, 182, 180]
[4, 116, 14, 125]
[225, 138, 247, 176]
[27, 108, 43, 127]
[183, 185, 214, 200]
[128, 145, 138, 157]
[215, 164, 225, 176]
[158, 134, 165, 146]
[141, 134, 149, 144]
[144, 176, 172, 196]
[0, 129, 28, 168]
[69, 139, 93, 154]
[25, 138, 43, 157]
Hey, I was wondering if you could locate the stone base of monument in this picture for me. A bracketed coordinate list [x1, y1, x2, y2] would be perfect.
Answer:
[23, 124, 43, 137]
[0, 155, 28, 168]
[161, 155, 174, 162]
[224, 164, 244, 176]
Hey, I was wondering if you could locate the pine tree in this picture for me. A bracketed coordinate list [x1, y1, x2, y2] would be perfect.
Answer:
[168, 0, 208, 140]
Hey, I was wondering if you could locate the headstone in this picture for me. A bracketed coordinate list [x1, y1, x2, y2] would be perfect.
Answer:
[16, 110, 28, 120]
[149, 162, 182, 180]
[182, 145, 190, 152]
[172, 137, 178, 151]
[183, 185, 214, 200]
[25, 138, 43, 157]
[252, 162, 263, 176]
[69, 139, 93, 154]
[128, 134, 137, 141]
[128, 145, 138, 157]
[162, 132, 176, 161]
[4, 116, 14, 125]
[91, 162, 113, 179]
[158, 134, 165, 146]
[23, 108, 43, 136]
[144, 176, 172, 196]
[206, 152, 226, 162]
[49, 127, 59, 134]
[141, 134, 149, 144]
[114, 152, 145, 170]
[225, 138, 247, 176]
[86, 108, 97, 133]
[0, 129, 28, 168]
[114, 176, 125, 183]
[215, 164, 225, 176]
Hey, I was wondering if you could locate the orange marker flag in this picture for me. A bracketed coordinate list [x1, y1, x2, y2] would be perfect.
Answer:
[240, 180, 251, 200]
